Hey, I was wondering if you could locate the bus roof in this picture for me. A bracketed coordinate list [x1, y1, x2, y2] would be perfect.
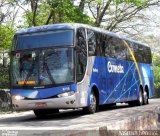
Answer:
[16, 23, 149, 48]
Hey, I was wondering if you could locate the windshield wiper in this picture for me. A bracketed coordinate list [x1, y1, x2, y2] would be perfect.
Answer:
[42, 61, 55, 85]
[41, 50, 56, 85]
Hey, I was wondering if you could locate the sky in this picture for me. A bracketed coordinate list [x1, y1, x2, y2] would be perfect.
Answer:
[143, 6, 160, 36]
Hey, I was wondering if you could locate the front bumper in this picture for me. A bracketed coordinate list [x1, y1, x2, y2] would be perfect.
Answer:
[12, 94, 77, 111]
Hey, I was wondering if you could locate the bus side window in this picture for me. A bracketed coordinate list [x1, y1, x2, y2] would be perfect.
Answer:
[87, 29, 96, 56]
[114, 38, 126, 60]
[76, 28, 87, 82]
[110, 43, 116, 58]
[101, 41, 106, 56]
[140, 46, 151, 64]
[100, 34, 108, 56]
[105, 36, 112, 58]
[126, 42, 134, 61]
[109, 38, 117, 59]
[138, 45, 144, 63]
[145, 47, 152, 64]
[95, 32, 102, 56]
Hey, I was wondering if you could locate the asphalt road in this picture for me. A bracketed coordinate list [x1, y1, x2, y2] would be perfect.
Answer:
[0, 99, 160, 130]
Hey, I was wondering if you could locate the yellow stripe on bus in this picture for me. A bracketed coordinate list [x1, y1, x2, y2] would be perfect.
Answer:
[122, 40, 142, 85]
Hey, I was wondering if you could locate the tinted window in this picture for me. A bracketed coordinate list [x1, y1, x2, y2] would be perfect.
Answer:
[127, 42, 135, 61]
[76, 28, 87, 82]
[105, 37, 126, 60]
[145, 47, 152, 63]
[126, 42, 151, 64]
[87, 29, 96, 56]
[104, 36, 112, 58]
[100, 34, 107, 56]
[15, 30, 73, 50]
[138, 46, 152, 64]
[95, 32, 102, 56]
[134, 44, 142, 62]
[114, 38, 126, 60]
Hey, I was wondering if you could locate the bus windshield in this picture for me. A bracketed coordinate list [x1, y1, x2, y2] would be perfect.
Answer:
[11, 48, 74, 88]
[13, 30, 73, 50]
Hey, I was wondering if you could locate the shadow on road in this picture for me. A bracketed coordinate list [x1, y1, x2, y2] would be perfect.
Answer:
[0, 103, 131, 124]
[25, 103, 130, 121]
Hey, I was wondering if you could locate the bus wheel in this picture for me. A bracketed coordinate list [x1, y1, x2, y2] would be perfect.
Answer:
[33, 109, 59, 118]
[143, 89, 149, 105]
[136, 88, 143, 106]
[83, 91, 97, 114]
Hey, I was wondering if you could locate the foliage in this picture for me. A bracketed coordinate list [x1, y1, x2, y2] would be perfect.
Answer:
[0, 89, 12, 112]
[0, 25, 15, 50]
[0, 0, 18, 25]
[86, 0, 158, 35]
[0, 26, 12, 89]
[0, 64, 9, 89]
[2, 0, 159, 35]
[23, 0, 94, 27]
[152, 53, 160, 97]
[115, 0, 148, 6]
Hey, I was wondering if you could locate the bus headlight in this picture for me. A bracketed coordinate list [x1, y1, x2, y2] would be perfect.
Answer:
[57, 91, 74, 98]
[12, 95, 24, 100]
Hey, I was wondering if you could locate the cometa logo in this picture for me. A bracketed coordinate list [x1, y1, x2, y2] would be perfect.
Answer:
[108, 61, 124, 73]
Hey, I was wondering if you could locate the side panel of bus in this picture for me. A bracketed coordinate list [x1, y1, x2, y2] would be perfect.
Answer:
[139, 63, 154, 98]
[89, 57, 153, 105]
[89, 57, 140, 105]
[86, 28, 154, 106]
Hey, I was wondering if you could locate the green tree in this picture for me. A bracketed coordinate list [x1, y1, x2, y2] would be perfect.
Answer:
[84, 0, 158, 33]
[0, 0, 19, 26]
[0, 25, 15, 50]
[0, 63, 9, 89]
[0, 25, 14, 89]
[152, 54, 160, 97]
[21, 0, 94, 27]
[14, 0, 160, 34]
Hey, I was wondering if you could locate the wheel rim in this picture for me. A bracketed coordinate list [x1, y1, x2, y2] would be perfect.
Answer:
[90, 93, 96, 112]
[139, 91, 143, 104]
[143, 91, 148, 104]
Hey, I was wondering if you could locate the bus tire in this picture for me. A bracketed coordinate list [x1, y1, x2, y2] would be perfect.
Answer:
[34, 109, 59, 118]
[83, 91, 97, 114]
[136, 88, 143, 106]
[143, 87, 149, 105]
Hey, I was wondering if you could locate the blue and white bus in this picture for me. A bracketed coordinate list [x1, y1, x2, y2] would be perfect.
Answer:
[10, 23, 154, 117]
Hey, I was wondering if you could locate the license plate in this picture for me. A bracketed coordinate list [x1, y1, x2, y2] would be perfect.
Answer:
[35, 102, 47, 108]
